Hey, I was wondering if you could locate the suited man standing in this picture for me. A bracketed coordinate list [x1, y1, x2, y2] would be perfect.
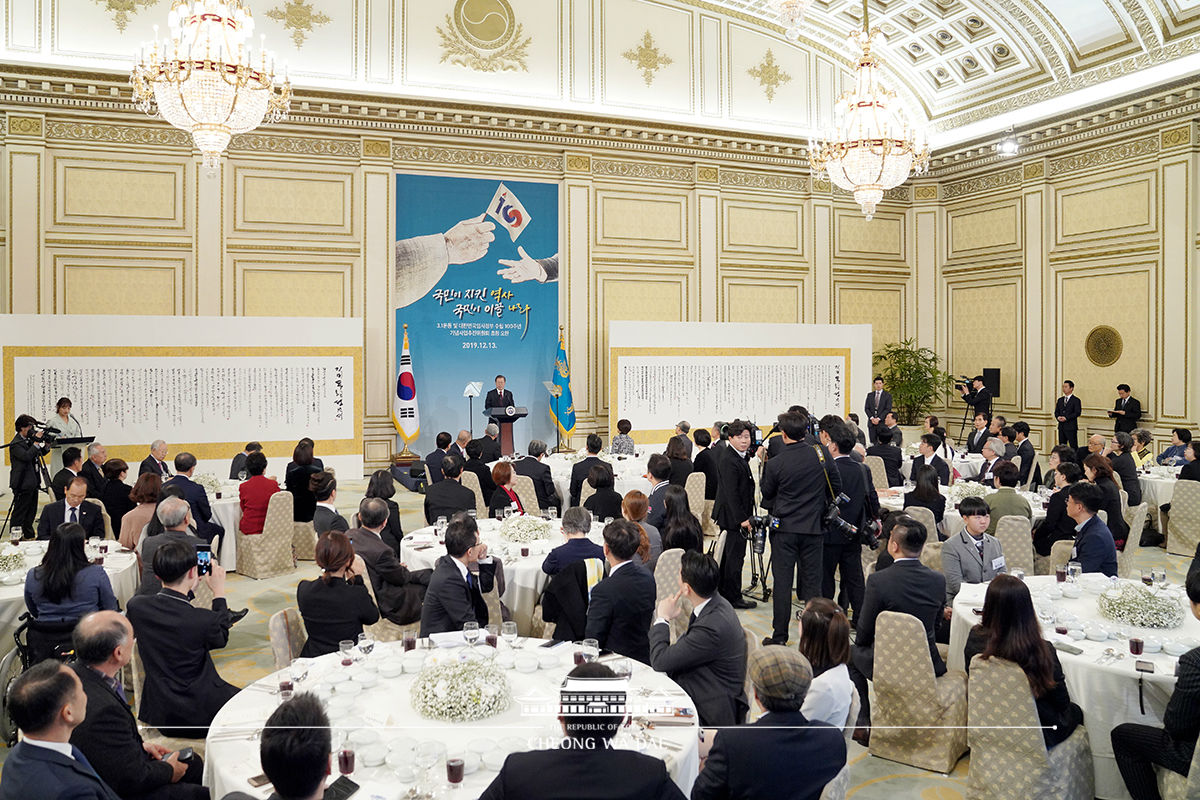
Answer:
[164, 452, 224, 547]
[820, 422, 877, 623]
[37, 477, 104, 541]
[484, 374, 515, 424]
[585, 520, 656, 663]
[424, 431, 452, 485]
[1012, 421, 1037, 485]
[9, 415, 48, 538]
[419, 515, 496, 636]
[865, 376, 893, 445]
[668, 421, 694, 458]
[1055, 381, 1082, 449]
[1110, 383, 1142, 434]
[51, 446, 84, 502]
[959, 375, 993, 419]
[425, 456, 480, 524]
[0, 660, 122, 800]
[350, 498, 431, 626]
[649, 551, 747, 726]
[139, 440, 172, 479]
[513, 440, 561, 511]
[568, 433, 604, 507]
[80, 443, 108, 499]
[760, 412, 841, 644]
[712, 420, 759, 610]
[643, 454, 671, 528]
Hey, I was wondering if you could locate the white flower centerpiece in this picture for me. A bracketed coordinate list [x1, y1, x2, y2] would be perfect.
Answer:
[410, 653, 512, 723]
[0, 545, 24, 573]
[1098, 583, 1185, 629]
[193, 473, 223, 495]
[948, 481, 989, 505]
[500, 514, 553, 544]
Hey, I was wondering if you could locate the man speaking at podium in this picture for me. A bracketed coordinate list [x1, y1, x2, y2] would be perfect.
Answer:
[485, 375, 515, 427]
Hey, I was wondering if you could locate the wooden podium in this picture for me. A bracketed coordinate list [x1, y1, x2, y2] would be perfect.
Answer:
[483, 406, 528, 456]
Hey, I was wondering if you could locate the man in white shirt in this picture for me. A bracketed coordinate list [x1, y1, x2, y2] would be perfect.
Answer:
[912, 434, 950, 485]
[968, 438, 1006, 484]
[966, 413, 990, 454]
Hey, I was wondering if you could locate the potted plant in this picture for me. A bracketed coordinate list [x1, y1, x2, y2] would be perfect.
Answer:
[872, 339, 956, 426]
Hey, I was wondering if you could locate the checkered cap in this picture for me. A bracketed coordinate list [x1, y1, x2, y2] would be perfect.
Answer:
[747, 645, 813, 701]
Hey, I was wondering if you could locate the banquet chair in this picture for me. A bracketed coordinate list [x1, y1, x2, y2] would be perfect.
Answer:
[919, 541, 944, 574]
[905, 507, 939, 543]
[579, 481, 597, 508]
[709, 530, 728, 566]
[741, 627, 757, 714]
[1120, 489, 1130, 513]
[843, 686, 861, 743]
[1119, 503, 1149, 578]
[83, 497, 113, 540]
[653, 548, 693, 642]
[684, 472, 706, 519]
[267, 608, 308, 670]
[459, 470, 488, 519]
[700, 500, 719, 543]
[861, 546, 879, 585]
[864, 456, 889, 493]
[130, 641, 207, 757]
[358, 570, 418, 643]
[994, 516, 1035, 575]
[477, 560, 505, 628]
[1049, 539, 1074, 571]
[1022, 454, 1045, 492]
[293, 521, 317, 562]
[1098, 509, 1108, 525]
[870, 611, 968, 773]
[511, 475, 542, 516]
[1157, 731, 1200, 799]
[819, 765, 849, 800]
[190, 577, 214, 610]
[1166, 481, 1200, 557]
[237, 491, 294, 579]
[966, 655, 1093, 800]
[1010, 455, 1022, 479]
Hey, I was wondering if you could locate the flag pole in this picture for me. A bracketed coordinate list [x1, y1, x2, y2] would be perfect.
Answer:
[394, 324, 418, 463]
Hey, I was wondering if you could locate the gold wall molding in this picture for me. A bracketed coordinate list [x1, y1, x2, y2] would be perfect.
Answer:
[565, 154, 592, 172]
[623, 31, 674, 87]
[436, 0, 532, 73]
[1049, 135, 1160, 177]
[1161, 124, 1193, 149]
[229, 132, 360, 159]
[719, 169, 807, 193]
[393, 144, 564, 173]
[361, 138, 391, 159]
[43, 120, 191, 147]
[592, 158, 693, 183]
[266, 0, 332, 48]
[1023, 161, 1045, 180]
[695, 165, 718, 183]
[914, 185, 939, 201]
[747, 49, 791, 102]
[7, 115, 42, 137]
[944, 167, 1023, 200]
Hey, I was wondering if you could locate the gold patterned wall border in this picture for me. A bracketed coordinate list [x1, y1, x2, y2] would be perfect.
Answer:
[592, 158, 694, 183]
[436, 0, 532, 73]
[623, 31, 673, 86]
[830, 184, 909, 202]
[943, 167, 1022, 200]
[1048, 135, 1159, 176]
[361, 138, 391, 159]
[1161, 124, 1193, 149]
[229, 133, 360, 159]
[44, 120, 192, 148]
[1085, 325, 1123, 367]
[267, 0, 332, 48]
[695, 165, 718, 184]
[7, 115, 43, 137]
[565, 154, 592, 173]
[914, 185, 939, 201]
[89, 0, 156, 32]
[719, 169, 808, 193]
[1023, 161, 1045, 180]
[394, 145, 563, 174]
[747, 49, 791, 102]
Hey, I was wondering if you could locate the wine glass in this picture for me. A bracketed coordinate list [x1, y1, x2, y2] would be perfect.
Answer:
[467, 509, 477, 520]
[503, 506, 514, 520]
[501, 620, 518, 649]
[463, 621, 480, 647]
[289, 657, 310, 684]
[9, 526, 22, 546]
[339, 640, 355, 666]
[415, 741, 446, 797]
[548, 507, 558, 520]
[237, 469, 248, 481]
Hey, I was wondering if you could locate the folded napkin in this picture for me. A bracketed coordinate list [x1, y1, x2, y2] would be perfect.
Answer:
[429, 631, 467, 648]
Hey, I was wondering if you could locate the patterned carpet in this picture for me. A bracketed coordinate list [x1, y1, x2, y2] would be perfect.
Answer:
[1, 480, 1192, 798]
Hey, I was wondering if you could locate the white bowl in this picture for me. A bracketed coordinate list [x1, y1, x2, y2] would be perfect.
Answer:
[388, 736, 418, 754]
[463, 753, 482, 775]
[334, 681, 363, 696]
[360, 744, 388, 767]
[1142, 637, 1163, 654]
[483, 750, 507, 771]
[2, 575, 22, 586]
[390, 763, 417, 783]
[402, 652, 426, 674]
[349, 728, 380, 746]
[325, 696, 354, 716]
[514, 653, 539, 673]
[1067, 629, 1087, 641]
[379, 662, 404, 679]
[351, 672, 379, 688]
[537, 652, 562, 670]
[495, 651, 516, 669]
[1164, 641, 1189, 656]
[1061, 585, 1082, 599]
[469, 738, 497, 755]
[1085, 626, 1109, 642]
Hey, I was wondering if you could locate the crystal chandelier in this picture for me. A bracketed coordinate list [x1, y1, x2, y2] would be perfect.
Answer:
[767, 0, 814, 42]
[131, 1, 291, 170]
[809, 0, 929, 220]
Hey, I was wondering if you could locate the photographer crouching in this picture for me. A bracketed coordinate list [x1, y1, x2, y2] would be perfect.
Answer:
[8, 414, 48, 538]
[818, 416, 881, 621]
[759, 411, 841, 646]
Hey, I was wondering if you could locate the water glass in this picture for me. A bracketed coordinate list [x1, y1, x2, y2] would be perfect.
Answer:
[463, 621, 480, 646]
[1154, 567, 1168, 586]
[582, 638, 599, 663]
[1067, 561, 1082, 582]
[357, 631, 375, 657]
[339, 640, 355, 666]
[467, 509, 477, 520]
[611, 658, 632, 679]
[238, 469, 248, 481]
[503, 507, 514, 520]
[501, 621, 518, 649]
[548, 507, 558, 520]
[289, 657, 310, 684]
[9, 526, 22, 545]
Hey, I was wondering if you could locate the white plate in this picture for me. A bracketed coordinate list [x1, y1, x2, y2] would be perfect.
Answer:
[514, 653, 539, 673]
[538, 652, 562, 670]
[360, 744, 388, 767]
[351, 672, 379, 687]
[334, 681, 363, 695]
[379, 662, 404, 679]
[1085, 627, 1109, 642]
[1067, 629, 1087, 641]
[2, 574, 22, 586]
[1143, 637, 1163, 654]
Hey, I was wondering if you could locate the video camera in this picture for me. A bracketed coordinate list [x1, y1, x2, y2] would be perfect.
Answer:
[746, 514, 777, 555]
[28, 420, 61, 447]
[953, 374, 975, 392]
[823, 493, 882, 550]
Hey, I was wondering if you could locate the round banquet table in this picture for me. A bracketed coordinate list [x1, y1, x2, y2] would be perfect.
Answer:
[203, 641, 701, 800]
[401, 518, 607, 636]
[538, 453, 653, 509]
[879, 485, 1046, 539]
[209, 482, 353, 573]
[950, 575, 1200, 800]
[899, 452, 982, 481]
[1138, 467, 1180, 513]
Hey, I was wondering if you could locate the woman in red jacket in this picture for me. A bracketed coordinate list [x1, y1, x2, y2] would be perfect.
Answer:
[238, 451, 279, 534]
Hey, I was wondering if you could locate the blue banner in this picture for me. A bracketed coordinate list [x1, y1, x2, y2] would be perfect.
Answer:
[394, 174, 559, 455]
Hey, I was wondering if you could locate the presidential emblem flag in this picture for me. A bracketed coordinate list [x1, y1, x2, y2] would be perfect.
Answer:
[486, 182, 532, 242]
[393, 325, 420, 442]
[551, 328, 576, 438]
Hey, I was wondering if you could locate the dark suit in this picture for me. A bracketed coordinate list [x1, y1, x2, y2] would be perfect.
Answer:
[37, 499, 104, 541]
[126, 588, 238, 738]
[965, 428, 990, 454]
[692, 447, 719, 500]
[478, 748, 685, 800]
[692, 710, 846, 800]
[485, 388, 514, 421]
[284, 464, 320, 523]
[228, 452, 248, 481]
[312, 504, 348, 536]
[1096, 476, 1130, 546]
[569, 455, 603, 507]
[349, 528, 430, 626]
[297, 575, 381, 657]
[70, 662, 207, 800]
[712, 445, 755, 604]
[139, 455, 171, 479]
[464, 457, 498, 499]
[163, 475, 224, 545]
[1033, 488, 1074, 556]
[584, 561, 655, 663]
[419, 555, 494, 636]
[1014, 439, 1036, 486]
[864, 389, 893, 444]
[0, 741, 122, 800]
[138, 530, 207, 595]
[582, 488, 623, 522]
[851, 558, 946, 724]
[7, 432, 44, 537]
[647, 594, 747, 727]
[513, 456, 560, 510]
[911, 453, 950, 486]
[476, 435, 503, 463]
[1111, 395, 1142, 434]
[963, 386, 992, 418]
[1109, 451, 1143, 506]
[866, 443, 903, 487]
[645, 481, 669, 529]
[51, 467, 80, 501]
[424, 448, 446, 484]
[667, 457, 693, 487]
[968, 457, 1005, 485]
[80, 460, 107, 498]
[1055, 394, 1082, 449]
[99, 480, 134, 533]
[1072, 515, 1118, 576]
[424, 478, 477, 525]
[821, 456, 876, 620]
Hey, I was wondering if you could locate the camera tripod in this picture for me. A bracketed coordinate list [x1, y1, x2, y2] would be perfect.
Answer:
[743, 531, 772, 603]
[0, 439, 53, 539]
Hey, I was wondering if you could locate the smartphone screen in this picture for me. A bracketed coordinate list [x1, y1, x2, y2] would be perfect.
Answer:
[196, 544, 212, 576]
[324, 775, 360, 800]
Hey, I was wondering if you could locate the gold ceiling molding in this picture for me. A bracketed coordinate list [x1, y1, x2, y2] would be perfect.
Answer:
[1048, 135, 1159, 177]
[695, 165, 719, 184]
[44, 120, 192, 147]
[437, 0, 532, 73]
[832, 185, 911, 202]
[360, 139, 391, 159]
[229, 133, 360, 158]
[623, 31, 674, 87]
[943, 166, 1023, 200]
[721, 170, 808, 193]
[91, 0, 157, 33]
[565, 154, 592, 173]
[747, 50, 792, 103]
[592, 159, 694, 183]
[1161, 124, 1193, 148]
[393, 145, 563, 173]
[266, 0, 332, 49]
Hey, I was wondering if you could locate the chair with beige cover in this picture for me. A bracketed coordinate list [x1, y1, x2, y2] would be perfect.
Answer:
[1021, 454, 1045, 492]
[237, 490, 295, 579]
[994, 516, 1035, 575]
[905, 506, 938, 543]
[459, 470, 488, 519]
[919, 541, 944, 573]
[1158, 732, 1200, 799]
[1049, 539, 1074, 572]
[864, 456, 889, 493]
[1120, 489, 1130, 513]
[358, 569, 418, 643]
[267, 607, 307, 670]
[579, 481, 597, 508]
[130, 641, 207, 757]
[870, 611, 968, 773]
[293, 521, 317, 562]
[684, 472, 706, 519]
[190, 578, 214, 610]
[1167, 480, 1200, 556]
[709, 530, 728, 566]
[1119, 503, 1148, 578]
[82, 497, 114, 540]
[966, 655, 1093, 800]
[511, 475, 542, 516]
[741, 627, 757, 715]
[654, 548, 693, 642]
[843, 686, 861, 742]
[819, 765, 849, 800]
[1010, 455, 1022, 480]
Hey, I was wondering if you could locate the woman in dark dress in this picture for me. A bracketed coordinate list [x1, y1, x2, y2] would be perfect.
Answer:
[1033, 463, 1082, 557]
[1106, 431, 1143, 506]
[903, 464, 946, 524]
[665, 436, 694, 488]
[99, 458, 135, 533]
[489, 461, 527, 517]
[1083, 454, 1129, 548]
[365, 469, 403, 555]
[582, 463, 623, 522]
[296, 532, 379, 657]
[660, 484, 702, 553]
[285, 440, 321, 523]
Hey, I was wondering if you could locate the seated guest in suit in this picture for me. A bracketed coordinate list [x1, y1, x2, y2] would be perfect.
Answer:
[797, 598, 855, 728]
[25, 521, 118, 624]
[349, 498, 430, 626]
[473, 423, 503, 464]
[237, 451, 279, 536]
[285, 437, 324, 474]
[669, 421, 694, 458]
[50, 446, 83, 501]
[849, 515, 945, 736]
[644, 454, 671, 528]
[1044, 444, 1077, 491]
[649, 551, 747, 726]
[962, 575, 1083, 748]
[967, 438, 1006, 485]
[137, 496, 209, 598]
[98, 459, 134, 532]
[0, 660, 122, 800]
[479, 663, 686, 800]
[1107, 431, 1144, 506]
[70, 611, 207, 800]
[866, 428, 904, 487]
[120, 473, 161, 551]
[464, 438, 498, 499]
[310, 471, 347, 535]
[1160, 428, 1193, 466]
[489, 461, 526, 518]
[164, 452, 225, 548]
[691, 428, 720, 500]
[965, 413, 991, 454]
[610, 418, 636, 456]
[424, 431, 452, 485]
[998, 427, 1018, 460]
[1077, 433, 1106, 467]
[37, 477, 103, 541]
[943, 497, 1006, 612]
[569, 434, 605, 507]
[984, 461, 1032, 535]
[665, 435, 693, 488]
[364, 468, 404, 555]
[1011, 422, 1037, 485]
[1083, 454, 1130, 549]
[514, 440, 561, 512]
[1112, 569, 1200, 799]
[228, 441, 261, 481]
[904, 464, 946, 524]
[420, 514, 496, 635]
[911, 434, 951, 486]
[424, 455, 477, 525]
[582, 463, 622, 521]
[127, 540, 238, 738]
[1065, 481, 1119, 576]
[880, 411, 904, 448]
[222, 695, 333, 800]
[585, 520, 656, 663]
[659, 485, 701, 554]
[285, 440, 321, 523]
[692, 646, 845, 800]
[80, 443, 108, 499]
[621, 490, 663, 567]
[139, 439, 172, 479]
[298, 532, 379, 657]
[542, 507, 603, 575]
[1034, 463, 1083, 557]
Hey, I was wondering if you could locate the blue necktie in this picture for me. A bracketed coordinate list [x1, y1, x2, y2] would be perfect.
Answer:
[466, 573, 475, 591]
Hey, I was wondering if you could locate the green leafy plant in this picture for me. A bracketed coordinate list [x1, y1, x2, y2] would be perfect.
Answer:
[873, 339, 956, 426]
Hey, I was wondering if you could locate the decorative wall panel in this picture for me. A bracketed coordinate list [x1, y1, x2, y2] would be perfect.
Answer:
[56, 160, 185, 229]
[722, 200, 802, 254]
[1057, 175, 1156, 242]
[596, 271, 688, 411]
[61, 261, 179, 316]
[948, 204, 1019, 255]
[595, 191, 688, 248]
[239, 264, 350, 318]
[836, 285, 903, 353]
[235, 169, 353, 234]
[949, 281, 1018, 404]
[835, 211, 905, 261]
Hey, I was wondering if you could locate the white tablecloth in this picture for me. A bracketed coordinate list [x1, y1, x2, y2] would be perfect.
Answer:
[880, 485, 1046, 539]
[539, 453, 653, 508]
[1139, 472, 1179, 509]
[208, 483, 352, 573]
[950, 575, 1199, 799]
[203, 643, 701, 800]
[401, 518, 607, 636]
[900, 452, 982, 481]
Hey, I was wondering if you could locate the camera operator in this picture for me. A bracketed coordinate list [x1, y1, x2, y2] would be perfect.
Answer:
[820, 418, 880, 621]
[8, 414, 47, 538]
[712, 420, 759, 611]
[959, 375, 992, 418]
[759, 411, 840, 645]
